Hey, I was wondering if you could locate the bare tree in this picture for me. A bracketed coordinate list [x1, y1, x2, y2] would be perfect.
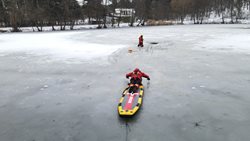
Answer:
[1, 0, 250, 32]
[110, 0, 118, 27]
[0, 0, 7, 27]
[134, 0, 151, 26]
[171, 0, 192, 24]
[8, 0, 22, 32]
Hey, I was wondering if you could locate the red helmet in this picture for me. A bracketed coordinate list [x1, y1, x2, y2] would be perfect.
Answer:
[134, 68, 140, 73]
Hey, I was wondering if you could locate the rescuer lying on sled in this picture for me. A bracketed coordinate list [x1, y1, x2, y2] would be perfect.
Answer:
[126, 68, 150, 93]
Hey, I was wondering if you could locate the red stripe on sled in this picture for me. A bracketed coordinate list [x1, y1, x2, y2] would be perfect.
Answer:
[124, 93, 138, 110]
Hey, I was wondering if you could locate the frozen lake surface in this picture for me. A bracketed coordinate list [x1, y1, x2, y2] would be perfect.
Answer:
[0, 24, 250, 141]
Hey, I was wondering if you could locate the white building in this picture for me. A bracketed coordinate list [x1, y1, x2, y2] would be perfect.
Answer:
[114, 8, 135, 17]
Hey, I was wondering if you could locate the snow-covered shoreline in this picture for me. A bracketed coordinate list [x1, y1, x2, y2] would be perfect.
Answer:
[0, 24, 131, 33]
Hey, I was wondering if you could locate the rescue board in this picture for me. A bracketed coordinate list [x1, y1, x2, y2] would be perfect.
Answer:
[118, 85, 144, 116]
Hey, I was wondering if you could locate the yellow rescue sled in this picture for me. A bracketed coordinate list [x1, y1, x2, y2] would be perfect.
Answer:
[118, 85, 144, 116]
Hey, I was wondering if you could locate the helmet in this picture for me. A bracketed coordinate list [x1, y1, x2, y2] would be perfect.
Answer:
[134, 68, 140, 73]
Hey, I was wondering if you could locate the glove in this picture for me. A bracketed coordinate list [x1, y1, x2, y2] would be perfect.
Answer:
[147, 77, 150, 80]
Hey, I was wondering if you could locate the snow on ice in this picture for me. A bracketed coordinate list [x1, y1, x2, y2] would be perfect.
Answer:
[1, 24, 250, 64]
[0, 32, 125, 62]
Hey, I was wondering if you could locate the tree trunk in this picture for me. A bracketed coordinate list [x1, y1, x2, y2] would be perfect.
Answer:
[111, 15, 115, 27]
[1, 0, 5, 8]
[141, 19, 145, 26]
[32, 26, 35, 32]
[230, 6, 234, 23]
[129, 9, 135, 27]
[63, 21, 66, 30]
[70, 20, 75, 30]
[117, 9, 122, 27]
[9, 1, 20, 32]
[60, 22, 63, 30]
[88, 16, 91, 24]
[181, 16, 184, 24]
[11, 12, 19, 32]
[103, 0, 107, 28]
[221, 12, 225, 24]
[97, 17, 101, 29]
[52, 25, 55, 31]
[36, 26, 42, 32]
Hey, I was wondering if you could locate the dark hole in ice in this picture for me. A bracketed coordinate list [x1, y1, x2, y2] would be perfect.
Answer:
[150, 42, 158, 44]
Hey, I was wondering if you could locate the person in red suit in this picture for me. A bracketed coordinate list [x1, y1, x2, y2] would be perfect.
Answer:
[138, 35, 144, 47]
[126, 68, 150, 87]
